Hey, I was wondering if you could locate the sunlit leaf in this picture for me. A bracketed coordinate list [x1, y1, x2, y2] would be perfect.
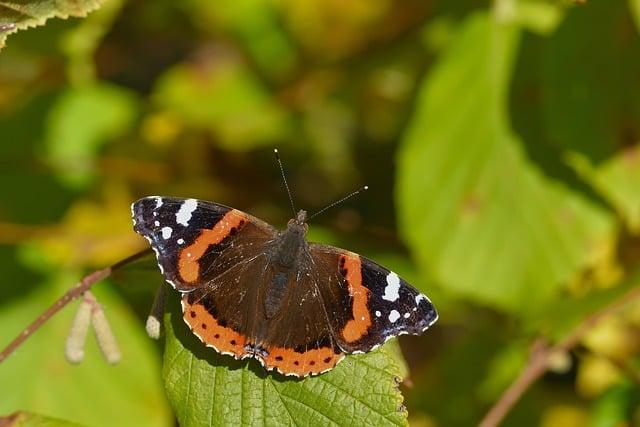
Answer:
[44, 83, 137, 188]
[576, 354, 623, 399]
[539, 405, 588, 427]
[513, 0, 565, 35]
[396, 12, 614, 313]
[183, 0, 296, 78]
[25, 187, 141, 268]
[0, 411, 83, 427]
[0, 0, 105, 50]
[162, 290, 409, 426]
[153, 57, 290, 151]
[528, 269, 640, 341]
[0, 275, 172, 427]
[629, 0, 640, 33]
[280, 0, 394, 60]
[570, 148, 640, 233]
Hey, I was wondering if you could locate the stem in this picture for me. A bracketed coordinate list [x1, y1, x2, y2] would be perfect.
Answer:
[479, 285, 640, 427]
[0, 249, 152, 364]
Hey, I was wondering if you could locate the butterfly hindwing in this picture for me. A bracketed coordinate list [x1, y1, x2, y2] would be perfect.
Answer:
[310, 244, 438, 353]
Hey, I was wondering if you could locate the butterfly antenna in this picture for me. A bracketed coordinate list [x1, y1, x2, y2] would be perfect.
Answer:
[274, 149, 296, 216]
[308, 185, 369, 221]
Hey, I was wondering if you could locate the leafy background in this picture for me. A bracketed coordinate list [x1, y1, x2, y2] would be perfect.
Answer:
[1, 0, 640, 425]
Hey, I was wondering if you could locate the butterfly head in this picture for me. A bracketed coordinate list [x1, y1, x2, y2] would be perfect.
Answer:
[286, 210, 309, 235]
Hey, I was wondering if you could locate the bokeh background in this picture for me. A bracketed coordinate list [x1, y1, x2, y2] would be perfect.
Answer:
[2, 0, 640, 426]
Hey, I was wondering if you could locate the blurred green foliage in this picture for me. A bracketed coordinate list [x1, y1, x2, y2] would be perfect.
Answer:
[1, 0, 640, 426]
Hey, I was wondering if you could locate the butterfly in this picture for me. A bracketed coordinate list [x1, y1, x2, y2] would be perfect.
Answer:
[132, 196, 437, 377]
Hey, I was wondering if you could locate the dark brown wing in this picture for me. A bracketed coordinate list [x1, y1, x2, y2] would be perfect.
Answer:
[132, 196, 276, 291]
[184, 246, 347, 377]
[253, 250, 352, 376]
[309, 244, 438, 353]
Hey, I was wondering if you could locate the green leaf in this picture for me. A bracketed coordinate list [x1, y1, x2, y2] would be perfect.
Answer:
[477, 341, 529, 402]
[183, 0, 296, 78]
[589, 383, 636, 427]
[540, 0, 640, 161]
[163, 289, 409, 426]
[527, 268, 640, 342]
[44, 83, 137, 188]
[0, 274, 172, 427]
[153, 58, 290, 151]
[569, 148, 640, 233]
[396, 12, 614, 313]
[59, 0, 125, 84]
[0, 411, 84, 427]
[629, 0, 640, 34]
[0, 0, 105, 50]
[513, 0, 565, 35]
[541, 1, 640, 233]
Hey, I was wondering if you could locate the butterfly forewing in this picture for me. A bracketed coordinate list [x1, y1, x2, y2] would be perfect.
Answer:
[132, 196, 276, 291]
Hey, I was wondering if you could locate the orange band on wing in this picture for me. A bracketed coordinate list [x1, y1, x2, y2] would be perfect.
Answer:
[178, 209, 246, 283]
[341, 253, 372, 343]
[261, 345, 343, 376]
[182, 297, 247, 357]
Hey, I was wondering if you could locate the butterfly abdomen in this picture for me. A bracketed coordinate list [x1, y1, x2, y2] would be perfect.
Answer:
[264, 272, 288, 319]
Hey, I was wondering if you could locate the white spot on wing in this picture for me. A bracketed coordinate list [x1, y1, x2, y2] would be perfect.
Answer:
[154, 220, 160, 227]
[375, 310, 381, 317]
[154, 197, 162, 208]
[415, 294, 426, 305]
[382, 272, 401, 302]
[388, 310, 400, 323]
[404, 312, 410, 319]
[176, 199, 198, 226]
[161, 227, 172, 239]
[177, 238, 185, 244]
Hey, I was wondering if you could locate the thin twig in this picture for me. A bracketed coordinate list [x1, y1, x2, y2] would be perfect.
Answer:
[479, 285, 640, 427]
[0, 248, 152, 364]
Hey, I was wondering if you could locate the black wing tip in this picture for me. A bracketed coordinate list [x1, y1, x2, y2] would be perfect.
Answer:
[131, 196, 162, 234]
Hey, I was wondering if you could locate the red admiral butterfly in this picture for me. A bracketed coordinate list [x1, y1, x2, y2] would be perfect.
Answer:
[132, 193, 437, 377]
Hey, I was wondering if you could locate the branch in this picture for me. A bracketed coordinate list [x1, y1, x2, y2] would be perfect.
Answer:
[0, 248, 152, 364]
[479, 285, 640, 427]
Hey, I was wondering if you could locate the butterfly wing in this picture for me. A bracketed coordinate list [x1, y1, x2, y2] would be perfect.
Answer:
[309, 243, 438, 353]
[183, 244, 347, 377]
[252, 241, 438, 376]
[253, 252, 351, 376]
[132, 196, 277, 291]
[134, 196, 286, 359]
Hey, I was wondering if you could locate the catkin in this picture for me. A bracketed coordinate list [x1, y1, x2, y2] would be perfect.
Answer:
[146, 284, 166, 340]
[89, 292, 121, 365]
[64, 297, 93, 364]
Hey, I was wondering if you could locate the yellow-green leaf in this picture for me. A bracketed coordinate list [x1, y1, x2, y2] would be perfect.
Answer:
[0, 275, 172, 427]
[396, 12, 614, 313]
[153, 58, 290, 151]
[163, 289, 409, 426]
[0, 411, 83, 427]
